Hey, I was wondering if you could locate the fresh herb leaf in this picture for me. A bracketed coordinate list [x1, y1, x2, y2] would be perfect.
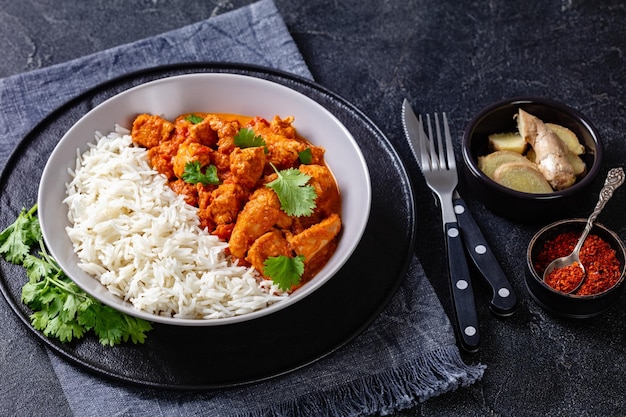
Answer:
[23, 253, 53, 282]
[263, 255, 305, 291]
[266, 164, 317, 217]
[0, 204, 152, 346]
[234, 127, 266, 149]
[185, 114, 204, 124]
[182, 161, 220, 185]
[298, 148, 313, 164]
[0, 205, 39, 263]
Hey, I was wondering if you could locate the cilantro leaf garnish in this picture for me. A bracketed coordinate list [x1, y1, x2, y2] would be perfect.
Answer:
[266, 164, 317, 217]
[263, 254, 305, 291]
[298, 148, 313, 164]
[234, 127, 266, 149]
[0, 204, 152, 346]
[181, 161, 220, 185]
[0, 206, 40, 263]
[185, 114, 204, 124]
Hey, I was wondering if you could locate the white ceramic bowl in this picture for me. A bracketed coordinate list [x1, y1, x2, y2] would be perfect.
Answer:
[38, 73, 371, 326]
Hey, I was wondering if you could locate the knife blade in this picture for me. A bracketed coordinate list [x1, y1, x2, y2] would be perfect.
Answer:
[402, 99, 516, 317]
[401, 99, 479, 353]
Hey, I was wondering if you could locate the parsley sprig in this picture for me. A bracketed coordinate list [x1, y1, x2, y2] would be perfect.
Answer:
[266, 164, 317, 217]
[234, 127, 266, 149]
[185, 114, 204, 124]
[0, 205, 152, 346]
[298, 148, 313, 164]
[263, 255, 305, 291]
[182, 161, 220, 185]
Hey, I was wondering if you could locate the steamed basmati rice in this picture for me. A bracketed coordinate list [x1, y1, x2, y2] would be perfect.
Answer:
[63, 126, 287, 319]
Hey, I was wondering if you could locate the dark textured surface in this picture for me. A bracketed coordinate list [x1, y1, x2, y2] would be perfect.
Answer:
[2, 0, 626, 415]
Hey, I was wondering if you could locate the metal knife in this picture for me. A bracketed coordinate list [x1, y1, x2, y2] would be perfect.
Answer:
[402, 99, 516, 317]
[452, 192, 517, 316]
[401, 99, 479, 353]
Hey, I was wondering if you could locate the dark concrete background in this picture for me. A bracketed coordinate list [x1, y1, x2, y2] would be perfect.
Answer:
[1, 1, 625, 415]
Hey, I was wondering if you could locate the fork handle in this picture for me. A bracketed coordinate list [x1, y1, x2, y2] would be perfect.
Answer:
[453, 196, 517, 316]
[444, 222, 480, 353]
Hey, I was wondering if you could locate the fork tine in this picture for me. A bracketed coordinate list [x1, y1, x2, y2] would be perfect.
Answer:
[442, 112, 456, 170]
[433, 113, 446, 170]
[425, 114, 438, 170]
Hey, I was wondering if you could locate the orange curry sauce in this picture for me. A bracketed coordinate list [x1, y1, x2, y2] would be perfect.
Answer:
[131, 113, 342, 289]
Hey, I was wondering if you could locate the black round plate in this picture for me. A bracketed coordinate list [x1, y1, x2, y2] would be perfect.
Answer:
[0, 63, 415, 390]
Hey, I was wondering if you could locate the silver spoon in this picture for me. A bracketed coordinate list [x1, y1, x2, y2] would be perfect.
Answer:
[542, 167, 625, 293]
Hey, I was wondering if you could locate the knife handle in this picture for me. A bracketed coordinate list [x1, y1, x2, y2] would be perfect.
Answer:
[444, 222, 480, 353]
[453, 197, 517, 316]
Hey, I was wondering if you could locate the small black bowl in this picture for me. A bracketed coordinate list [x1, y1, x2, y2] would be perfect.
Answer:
[525, 219, 626, 318]
[462, 97, 603, 221]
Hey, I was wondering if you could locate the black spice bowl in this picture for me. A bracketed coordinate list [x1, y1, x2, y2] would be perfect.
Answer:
[525, 219, 626, 318]
[462, 97, 603, 222]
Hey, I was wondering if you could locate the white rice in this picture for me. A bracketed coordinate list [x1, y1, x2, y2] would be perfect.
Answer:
[63, 126, 287, 319]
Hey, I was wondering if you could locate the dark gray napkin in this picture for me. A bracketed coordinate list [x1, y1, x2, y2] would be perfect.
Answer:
[0, 0, 484, 415]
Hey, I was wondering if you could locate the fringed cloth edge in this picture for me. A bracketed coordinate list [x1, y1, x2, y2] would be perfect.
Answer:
[239, 345, 486, 417]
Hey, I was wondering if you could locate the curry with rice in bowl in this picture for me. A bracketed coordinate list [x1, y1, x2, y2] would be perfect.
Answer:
[131, 112, 342, 292]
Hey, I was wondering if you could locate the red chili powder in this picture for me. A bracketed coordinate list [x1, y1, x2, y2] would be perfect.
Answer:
[534, 231, 622, 296]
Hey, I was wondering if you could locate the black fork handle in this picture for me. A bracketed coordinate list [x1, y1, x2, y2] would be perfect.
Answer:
[453, 196, 517, 316]
[444, 221, 480, 353]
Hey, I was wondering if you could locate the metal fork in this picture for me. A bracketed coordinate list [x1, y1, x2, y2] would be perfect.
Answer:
[418, 113, 480, 353]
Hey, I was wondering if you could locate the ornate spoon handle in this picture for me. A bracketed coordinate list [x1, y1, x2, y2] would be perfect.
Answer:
[587, 167, 625, 227]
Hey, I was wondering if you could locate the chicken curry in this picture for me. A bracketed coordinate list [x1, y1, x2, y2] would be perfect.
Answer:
[131, 112, 342, 291]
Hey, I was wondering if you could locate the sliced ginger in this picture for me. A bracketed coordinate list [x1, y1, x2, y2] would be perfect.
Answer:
[493, 162, 554, 194]
[545, 123, 585, 155]
[476, 109, 587, 194]
[488, 132, 528, 154]
[478, 150, 535, 179]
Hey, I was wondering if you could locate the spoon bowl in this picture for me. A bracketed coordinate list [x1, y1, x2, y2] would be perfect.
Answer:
[526, 218, 626, 318]
[543, 255, 585, 293]
[542, 167, 625, 293]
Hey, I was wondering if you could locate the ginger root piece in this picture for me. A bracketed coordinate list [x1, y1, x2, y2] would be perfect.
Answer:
[493, 162, 554, 194]
[527, 148, 586, 177]
[517, 109, 576, 190]
[478, 150, 536, 179]
[488, 132, 528, 154]
[545, 123, 585, 155]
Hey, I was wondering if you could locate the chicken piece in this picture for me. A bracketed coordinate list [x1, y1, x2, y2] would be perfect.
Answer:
[188, 117, 218, 147]
[517, 109, 575, 190]
[307, 145, 326, 165]
[132, 114, 175, 149]
[208, 115, 241, 154]
[202, 182, 247, 226]
[168, 179, 199, 206]
[197, 183, 214, 210]
[171, 142, 213, 179]
[263, 133, 307, 169]
[147, 139, 179, 180]
[213, 223, 235, 241]
[298, 164, 341, 217]
[230, 146, 266, 189]
[228, 188, 292, 259]
[198, 216, 215, 234]
[245, 229, 292, 275]
[287, 213, 341, 263]
[198, 183, 246, 235]
[243, 115, 307, 170]
[246, 116, 270, 131]
[212, 151, 232, 179]
[269, 115, 297, 139]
